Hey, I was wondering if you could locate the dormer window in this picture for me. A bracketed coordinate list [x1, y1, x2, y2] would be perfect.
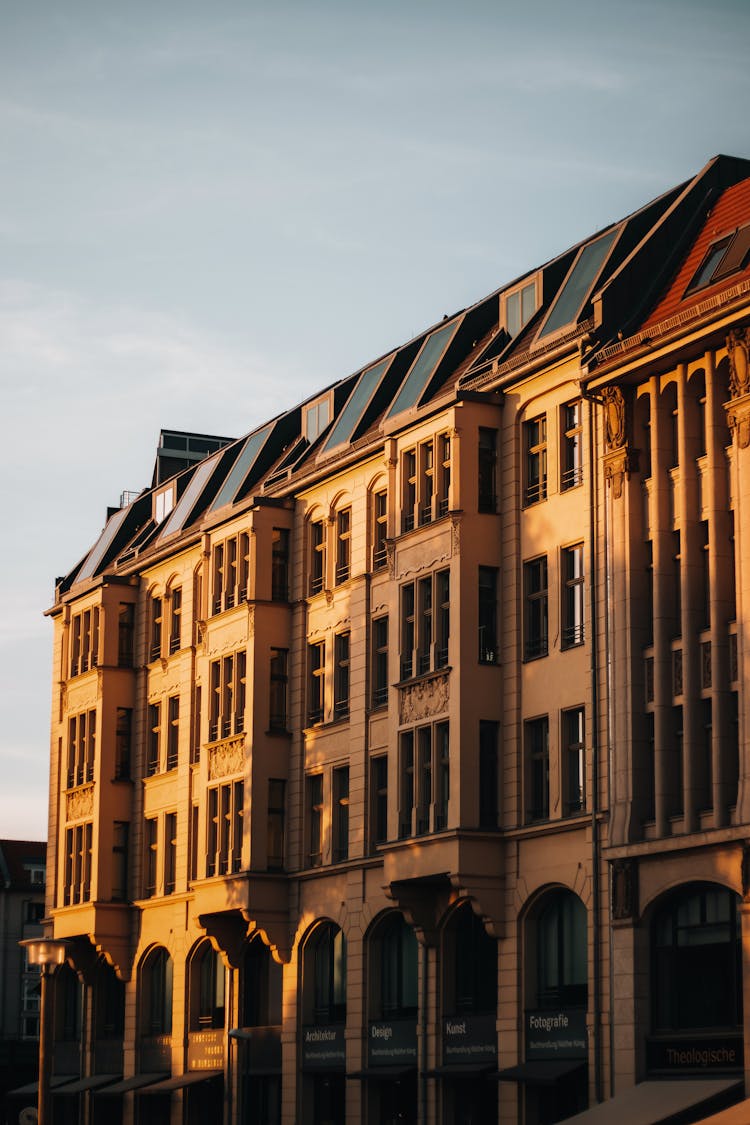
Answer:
[503, 278, 538, 337]
[154, 484, 175, 525]
[684, 224, 750, 295]
[304, 397, 331, 443]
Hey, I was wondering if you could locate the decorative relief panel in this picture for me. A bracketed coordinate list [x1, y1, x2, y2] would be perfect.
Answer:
[399, 672, 449, 724]
[66, 784, 94, 822]
[726, 327, 750, 449]
[602, 385, 631, 499]
[208, 736, 245, 780]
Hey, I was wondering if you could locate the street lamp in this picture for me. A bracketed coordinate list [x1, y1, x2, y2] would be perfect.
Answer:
[19, 938, 70, 1125]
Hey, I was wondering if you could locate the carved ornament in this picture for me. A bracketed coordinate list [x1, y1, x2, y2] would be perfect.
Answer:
[726, 394, 750, 450]
[450, 516, 461, 555]
[603, 447, 629, 500]
[399, 672, 449, 724]
[207, 737, 245, 780]
[67, 785, 94, 822]
[385, 540, 396, 578]
[611, 858, 638, 921]
[602, 386, 627, 450]
[727, 326, 750, 398]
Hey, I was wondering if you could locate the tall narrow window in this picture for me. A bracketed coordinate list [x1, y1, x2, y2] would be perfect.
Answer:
[164, 812, 177, 895]
[335, 508, 351, 584]
[307, 774, 323, 867]
[700, 521, 710, 629]
[478, 567, 498, 663]
[238, 532, 250, 603]
[144, 817, 158, 897]
[417, 577, 433, 674]
[400, 584, 415, 680]
[478, 428, 497, 512]
[169, 588, 182, 654]
[435, 722, 449, 830]
[147, 703, 161, 776]
[267, 779, 286, 870]
[399, 732, 415, 839]
[419, 439, 435, 525]
[212, 542, 225, 614]
[332, 766, 350, 862]
[191, 685, 202, 764]
[673, 531, 682, 636]
[207, 781, 243, 876]
[112, 822, 129, 902]
[308, 641, 325, 724]
[373, 490, 388, 569]
[370, 756, 388, 849]
[402, 449, 417, 532]
[437, 433, 451, 516]
[271, 528, 290, 600]
[561, 400, 583, 490]
[524, 556, 548, 660]
[372, 617, 389, 707]
[436, 569, 450, 668]
[166, 696, 179, 771]
[150, 597, 163, 662]
[225, 537, 238, 608]
[524, 415, 547, 505]
[562, 544, 585, 648]
[269, 648, 289, 731]
[526, 716, 550, 822]
[334, 633, 350, 719]
[310, 520, 326, 595]
[479, 721, 499, 828]
[416, 727, 432, 835]
[118, 603, 135, 668]
[189, 804, 199, 881]
[563, 707, 585, 815]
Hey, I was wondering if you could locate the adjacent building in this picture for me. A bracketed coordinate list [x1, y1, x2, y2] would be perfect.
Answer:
[36, 154, 750, 1124]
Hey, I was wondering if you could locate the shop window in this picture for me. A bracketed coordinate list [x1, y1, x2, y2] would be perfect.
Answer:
[241, 934, 283, 1027]
[67, 708, 96, 788]
[478, 567, 498, 664]
[526, 716, 549, 822]
[117, 603, 135, 667]
[370, 913, 418, 1020]
[70, 606, 100, 676]
[168, 586, 182, 653]
[305, 923, 346, 1024]
[94, 960, 125, 1040]
[141, 947, 173, 1036]
[335, 507, 351, 583]
[191, 942, 225, 1030]
[334, 633, 350, 719]
[371, 616, 389, 708]
[524, 556, 548, 660]
[524, 415, 547, 505]
[269, 648, 289, 731]
[332, 766, 349, 862]
[534, 890, 587, 1008]
[561, 544, 585, 648]
[561, 400, 583, 490]
[267, 779, 286, 871]
[563, 707, 585, 815]
[444, 902, 497, 1016]
[308, 641, 326, 725]
[310, 518, 327, 595]
[478, 427, 497, 512]
[373, 490, 388, 569]
[271, 528, 290, 600]
[63, 822, 92, 906]
[207, 780, 243, 876]
[370, 756, 388, 850]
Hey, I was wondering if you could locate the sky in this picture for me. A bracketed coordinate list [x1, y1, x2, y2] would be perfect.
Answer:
[2, 0, 750, 841]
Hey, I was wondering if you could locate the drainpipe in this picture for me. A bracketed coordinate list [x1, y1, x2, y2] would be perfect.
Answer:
[420, 941, 428, 1125]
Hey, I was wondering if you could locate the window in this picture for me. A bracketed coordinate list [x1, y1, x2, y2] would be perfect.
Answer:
[504, 278, 537, 336]
[563, 707, 585, 815]
[112, 822, 129, 901]
[402, 449, 417, 532]
[536, 891, 587, 1008]
[685, 225, 750, 294]
[269, 648, 289, 731]
[267, 779, 286, 870]
[561, 544, 585, 648]
[271, 528, 290, 600]
[169, 587, 182, 653]
[26, 900, 45, 923]
[70, 607, 100, 676]
[310, 519, 326, 595]
[143, 948, 173, 1036]
[399, 723, 449, 838]
[561, 400, 583, 490]
[373, 490, 388, 569]
[335, 508, 351, 583]
[191, 685, 202, 764]
[479, 721, 499, 828]
[437, 432, 451, 516]
[372, 914, 418, 1021]
[144, 817, 158, 897]
[115, 708, 132, 780]
[117, 603, 134, 667]
[526, 716, 550, 822]
[333, 766, 350, 862]
[64, 822, 92, 905]
[419, 439, 435, 525]
[307, 774, 323, 867]
[334, 633, 350, 719]
[67, 709, 96, 788]
[478, 567, 498, 664]
[306, 923, 346, 1025]
[149, 596, 163, 661]
[524, 415, 547, 505]
[211, 532, 250, 614]
[208, 651, 246, 740]
[478, 428, 497, 512]
[370, 756, 388, 849]
[446, 901, 497, 1017]
[400, 569, 449, 679]
[164, 812, 177, 894]
[166, 696, 179, 770]
[305, 396, 331, 442]
[146, 703, 161, 776]
[524, 556, 548, 660]
[537, 229, 618, 340]
[207, 780, 244, 876]
[308, 641, 326, 724]
[193, 943, 225, 1030]
[372, 616, 389, 707]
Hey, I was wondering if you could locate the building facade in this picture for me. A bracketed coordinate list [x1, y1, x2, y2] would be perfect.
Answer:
[37, 154, 750, 1124]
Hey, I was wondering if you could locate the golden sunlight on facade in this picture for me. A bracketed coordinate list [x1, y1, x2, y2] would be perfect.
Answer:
[15, 154, 750, 1125]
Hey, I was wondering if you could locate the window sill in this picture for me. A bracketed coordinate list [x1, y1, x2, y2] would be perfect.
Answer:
[396, 664, 452, 690]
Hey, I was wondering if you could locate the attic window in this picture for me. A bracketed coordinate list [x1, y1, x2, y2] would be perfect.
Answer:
[154, 484, 175, 525]
[537, 229, 618, 341]
[503, 279, 538, 337]
[684, 225, 750, 295]
[305, 397, 331, 442]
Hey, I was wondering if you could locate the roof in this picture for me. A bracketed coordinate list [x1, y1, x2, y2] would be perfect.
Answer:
[0, 839, 46, 891]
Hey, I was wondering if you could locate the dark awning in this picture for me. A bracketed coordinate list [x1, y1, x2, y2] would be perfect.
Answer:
[96, 1072, 169, 1095]
[6, 1075, 77, 1097]
[55, 1074, 122, 1094]
[347, 1066, 417, 1080]
[138, 1070, 223, 1095]
[497, 1060, 586, 1085]
[426, 1063, 496, 1078]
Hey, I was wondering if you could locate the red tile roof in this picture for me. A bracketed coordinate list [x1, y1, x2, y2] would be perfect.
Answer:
[643, 177, 750, 328]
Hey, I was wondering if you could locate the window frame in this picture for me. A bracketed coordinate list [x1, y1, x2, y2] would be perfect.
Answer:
[523, 555, 549, 660]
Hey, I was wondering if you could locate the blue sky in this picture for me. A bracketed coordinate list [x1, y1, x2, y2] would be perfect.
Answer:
[2, 0, 749, 839]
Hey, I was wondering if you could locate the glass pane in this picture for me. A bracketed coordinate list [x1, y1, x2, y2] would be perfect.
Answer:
[210, 424, 272, 511]
[387, 319, 459, 418]
[538, 230, 618, 339]
[323, 357, 392, 452]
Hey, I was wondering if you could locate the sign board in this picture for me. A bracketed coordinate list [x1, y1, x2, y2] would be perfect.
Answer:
[301, 1024, 346, 1069]
[368, 1021, 417, 1067]
[188, 1029, 224, 1071]
[525, 1009, 587, 1060]
[442, 1014, 497, 1065]
[646, 1035, 743, 1073]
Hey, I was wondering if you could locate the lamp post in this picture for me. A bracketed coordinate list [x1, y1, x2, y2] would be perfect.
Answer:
[20, 938, 69, 1125]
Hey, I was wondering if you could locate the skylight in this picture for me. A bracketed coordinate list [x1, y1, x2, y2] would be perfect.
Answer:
[537, 229, 618, 340]
[157, 455, 219, 540]
[685, 225, 750, 295]
[322, 356, 393, 453]
[209, 424, 272, 512]
[77, 506, 131, 583]
[386, 319, 459, 419]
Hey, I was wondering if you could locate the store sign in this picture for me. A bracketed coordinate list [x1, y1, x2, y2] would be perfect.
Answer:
[301, 1023, 346, 1069]
[647, 1035, 743, 1073]
[526, 1009, 587, 1060]
[188, 1029, 225, 1070]
[368, 1021, 417, 1067]
[442, 1014, 497, 1065]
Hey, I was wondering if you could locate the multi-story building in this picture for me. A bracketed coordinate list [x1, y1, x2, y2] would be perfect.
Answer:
[36, 154, 750, 1125]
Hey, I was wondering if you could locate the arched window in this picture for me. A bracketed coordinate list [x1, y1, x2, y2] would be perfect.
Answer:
[241, 934, 282, 1028]
[536, 890, 587, 1008]
[443, 901, 497, 1016]
[190, 942, 225, 1030]
[94, 959, 125, 1040]
[141, 947, 173, 1035]
[369, 913, 418, 1021]
[304, 922, 346, 1024]
[652, 883, 741, 1033]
